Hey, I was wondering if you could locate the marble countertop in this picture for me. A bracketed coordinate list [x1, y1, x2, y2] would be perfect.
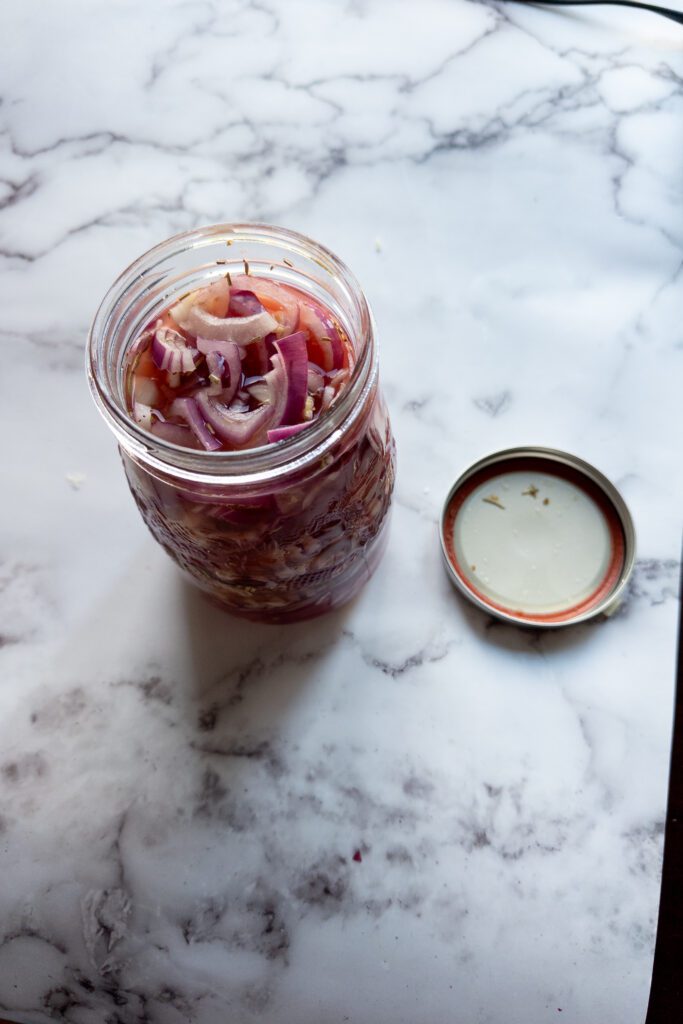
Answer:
[1, 2, 681, 1022]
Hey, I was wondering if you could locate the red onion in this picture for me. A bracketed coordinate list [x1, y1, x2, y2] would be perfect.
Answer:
[176, 304, 277, 345]
[199, 340, 242, 402]
[298, 303, 344, 371]
[272, 331, 308, 426]
[169, 398, 222, 451]
[242, 337, 270, 376]
[267, 422, 311, 443]
[151, 420, 201, 448]
[151, 328, 198, 374]
[132, 376, 160, 406]
[246, 378, 270, 404]
[133, 402, 153, 429]
[307, 363, 324, 395]
[231, 275, 299, 334]
[196, 389, 274, 447]
[170, 278, 230, 325]
[206, 351, 226, 395]
[228, 290, 263, 317]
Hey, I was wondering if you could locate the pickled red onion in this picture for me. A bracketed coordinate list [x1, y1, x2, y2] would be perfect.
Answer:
[198, 339, 242, 402]
[169, 397, 222, 451]
[151, 328, 198, 374]
[267, 422, 311, 443]
[272, 331, 308, 426]
[228, 290, 263, 317]
[196, 389, 274, 447]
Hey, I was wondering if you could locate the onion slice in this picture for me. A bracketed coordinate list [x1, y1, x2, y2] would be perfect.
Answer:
[271, 331, 309, 426]
[151, 420, 202, 448]
[267, 422, 311, 443]
[231, 275, 299, 335]
[298, 303, 344, 371]
[133, 402, 153, 429]
[195, 389, 273, 447]
[198, 339, 242, 402]
[169, 398, 222, 451]
[152, 328, 198, 374]
[175, 303, 277, 345]
[228, 290, 263, 317]
[307, 363, 324, 395]
[170, 278, 230, 325]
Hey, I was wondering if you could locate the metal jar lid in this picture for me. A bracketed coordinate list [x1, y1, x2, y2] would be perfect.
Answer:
[440, 447, 636, 628]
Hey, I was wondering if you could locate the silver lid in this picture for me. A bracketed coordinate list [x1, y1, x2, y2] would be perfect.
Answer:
[440, 447, 636, 628]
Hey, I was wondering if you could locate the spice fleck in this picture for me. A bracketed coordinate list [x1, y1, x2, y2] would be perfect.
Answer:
[522, 485, 539, 498]
[543, 498, 550, 506]
[483, 495, 505, 510]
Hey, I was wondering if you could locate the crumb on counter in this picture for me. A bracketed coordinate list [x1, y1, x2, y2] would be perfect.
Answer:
[66, 472, 87, 491]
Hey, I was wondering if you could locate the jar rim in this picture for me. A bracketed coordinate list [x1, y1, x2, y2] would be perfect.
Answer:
[87, 222, 376, 486]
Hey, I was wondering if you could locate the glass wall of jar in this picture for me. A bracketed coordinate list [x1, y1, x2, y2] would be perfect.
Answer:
[87, 224, 396, 623]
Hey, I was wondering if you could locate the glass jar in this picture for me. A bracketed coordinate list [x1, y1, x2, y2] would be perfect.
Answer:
[87, 224, 396, 623]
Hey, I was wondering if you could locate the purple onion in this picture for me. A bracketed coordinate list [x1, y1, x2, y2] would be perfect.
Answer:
[169, 398, 222, 451]
[272, 331, 308, 426]
[228, 290, 263, 317]
[151, 328, 198, 374]
[178, 305, 277, 345]
[195, 390, 274, 447]
[267, 422, 311, 443]
[198, 339, 242, 402]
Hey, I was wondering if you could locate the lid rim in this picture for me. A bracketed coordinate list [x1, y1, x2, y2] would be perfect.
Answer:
[439, 446, 636, 630]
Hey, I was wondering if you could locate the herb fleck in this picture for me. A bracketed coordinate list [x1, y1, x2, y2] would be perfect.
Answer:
[216, 259, 227, 265]
[483, 495, 505, 510]
[243, 259, 250, 275]
[522, 485, 539, 498]
[283, 258, 293, 268]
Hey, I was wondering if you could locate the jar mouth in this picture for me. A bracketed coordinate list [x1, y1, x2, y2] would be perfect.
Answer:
[87, 222, 376, 485]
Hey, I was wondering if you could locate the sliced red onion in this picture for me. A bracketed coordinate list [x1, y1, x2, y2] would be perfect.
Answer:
[267, 421, 311, 443]
[242, 337, 269, 376]
[132, 376, 160, 406]
[176, 304, 277, 345]
[197, 338, 242, 401]
[127, 329, 153, 364]
[196, 389, 274, 447]
[151, 327, 198, 374]
[307, 363, 324, 395]
[151, 420, 201, 448]
[246, 378, 270, 404]
[170, 278, 230, 325]
[231, 275, 299, 334]
[228, 290, 263, 317]
[169, 397, 222, 451]
[206, 351, 226, 395]
[133, 402, 153, 429]
[272, 331, 308, 426]
[298, 303, 344, 371]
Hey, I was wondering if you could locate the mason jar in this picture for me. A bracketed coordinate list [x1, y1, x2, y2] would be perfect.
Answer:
[87, 224, 396, 623]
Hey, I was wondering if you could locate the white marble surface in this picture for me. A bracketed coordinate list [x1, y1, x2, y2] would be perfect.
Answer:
[1, 2, 681, 1022]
